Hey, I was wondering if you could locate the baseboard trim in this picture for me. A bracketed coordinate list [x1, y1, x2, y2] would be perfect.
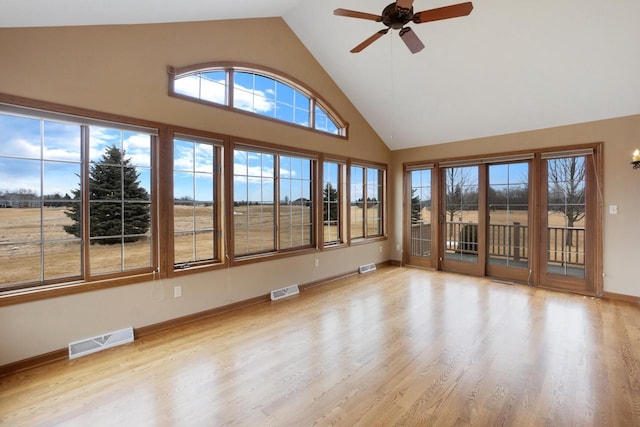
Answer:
[0, 266, 387, 377]
[0, 348, 68, 378]
[299, 271, 357, 292]
[602, 291, 640, 304]
[135, 294, 271, 339]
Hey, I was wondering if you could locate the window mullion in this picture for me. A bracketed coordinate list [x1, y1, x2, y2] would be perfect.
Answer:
[39, 120, 45, 283]
[227, 68, 234, 107]
[274, 155, 280, 252]
[81, 125, 91, 278]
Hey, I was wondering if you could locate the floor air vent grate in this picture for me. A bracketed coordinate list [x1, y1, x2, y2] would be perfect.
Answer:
[359, 263, 377, 274]
[270, 284, 300, 301]
[68, 327, 134, 359]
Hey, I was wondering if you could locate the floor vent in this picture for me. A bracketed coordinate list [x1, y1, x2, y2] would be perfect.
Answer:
[359, 263, 377, 274]
[68, 327, 134, 360]
[270, 284, 300, 301]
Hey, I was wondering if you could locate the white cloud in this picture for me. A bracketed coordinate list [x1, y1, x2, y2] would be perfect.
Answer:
[175, 74, 226, 105]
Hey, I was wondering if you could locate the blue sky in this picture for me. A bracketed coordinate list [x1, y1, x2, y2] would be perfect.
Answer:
[0, 113, 152, 198]
[231, 150, 312, 203]
[2, 110, 532, 207]
[175, 71, 312, 128]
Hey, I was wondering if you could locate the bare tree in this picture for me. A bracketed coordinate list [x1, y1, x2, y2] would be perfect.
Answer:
[547, 157, 586, 247]
[444, 167, 475, 241]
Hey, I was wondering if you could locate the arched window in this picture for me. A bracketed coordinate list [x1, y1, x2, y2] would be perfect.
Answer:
[168, 63, 348, 137]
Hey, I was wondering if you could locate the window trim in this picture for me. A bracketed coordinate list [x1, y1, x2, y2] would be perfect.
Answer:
[0, 93, 387, 306]
[402, 143, 603, 296]
[320, 156, 348, 249]
[0, 107, 160, 287]
[0, 95, 164, 303]
[165, 127, 227, 278]
[168, 62, 349, 139]
[229, 138, 318, 264]
[348, 159, 387, 244]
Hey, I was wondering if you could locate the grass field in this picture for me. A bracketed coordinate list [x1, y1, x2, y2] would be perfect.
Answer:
[415, 207, 586, 264]
[1, 205, 586, 287]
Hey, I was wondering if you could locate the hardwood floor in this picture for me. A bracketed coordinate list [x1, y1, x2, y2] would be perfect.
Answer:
[2, 266, 640, 426]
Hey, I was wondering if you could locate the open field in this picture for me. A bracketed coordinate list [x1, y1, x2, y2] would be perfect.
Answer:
[414, 208, 586, 265]
[0, 208, 152, 287]
[420, 207, 585, 228]
[1, 206, 586, 287]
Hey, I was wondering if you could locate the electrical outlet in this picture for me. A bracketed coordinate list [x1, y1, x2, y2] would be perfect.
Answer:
[173, 286, 182, 298]
[379, 246, 383, 253]
[608, 205, 618, 215]
[315, 258, 320, 267]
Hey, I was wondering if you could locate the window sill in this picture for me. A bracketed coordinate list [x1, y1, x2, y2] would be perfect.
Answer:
[0, 272, 158, 307]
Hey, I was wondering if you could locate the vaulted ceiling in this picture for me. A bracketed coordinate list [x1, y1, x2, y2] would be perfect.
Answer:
[2, 0, 639, 150]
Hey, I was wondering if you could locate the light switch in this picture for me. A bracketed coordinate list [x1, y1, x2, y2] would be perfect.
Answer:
[608, 205, 618, 215]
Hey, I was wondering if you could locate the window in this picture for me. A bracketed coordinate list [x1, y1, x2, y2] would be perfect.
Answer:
[350, 164, 385, 240]
[322, 160, 344, 246]
[0, 107, 157, 291]
[0, 96, 386, 301]
[233, 149, 276, 257]
[488, 162, 529, 269]
[87, 126, 153, 274]
[0, 113, 82, 288]
[173, 135, 222, 268]
[545, 155, 587, 278]
[234, 72, 310, 127]
[173, 70, 227, 105]
[169, 63, 347, 137]
[408, 167, 433, 264]
[233, 146, 315, 258]
[403, 146, 602, 295]
[279, 156, 313, 250]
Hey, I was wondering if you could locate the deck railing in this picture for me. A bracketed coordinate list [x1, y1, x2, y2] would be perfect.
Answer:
[410, 222, 585, 267]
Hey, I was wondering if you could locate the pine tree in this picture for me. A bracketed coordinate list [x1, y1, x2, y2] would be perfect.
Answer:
[323, 182, 338, 222]
[410, 188, 422, 224]
[64, 145, 150, 245]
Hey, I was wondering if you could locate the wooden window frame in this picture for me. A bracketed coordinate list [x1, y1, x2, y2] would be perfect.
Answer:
[0, 95, 162, 302]
[163, 127, 227, 278]
[402, 143, 603, 296]
[0, 93, 383, 306]
[348, 160, 387, 245]
[320, 157, 348, 249]
[228, 139, 319, 265]
[168, 62, 349, 139]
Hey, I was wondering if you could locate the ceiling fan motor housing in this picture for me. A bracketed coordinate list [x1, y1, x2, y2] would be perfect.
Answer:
[382, 3, 413, 29]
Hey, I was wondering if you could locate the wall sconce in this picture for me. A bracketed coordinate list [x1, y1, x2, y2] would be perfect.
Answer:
[633, 149, 640, 169]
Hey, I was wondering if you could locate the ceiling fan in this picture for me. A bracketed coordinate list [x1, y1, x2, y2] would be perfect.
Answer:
[334, 1, 473, 54]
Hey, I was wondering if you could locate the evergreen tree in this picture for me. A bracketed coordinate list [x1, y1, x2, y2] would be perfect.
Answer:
[410, 188, 421, 224]
[64, 145, 150, 245]
[323, 182, 338, 222]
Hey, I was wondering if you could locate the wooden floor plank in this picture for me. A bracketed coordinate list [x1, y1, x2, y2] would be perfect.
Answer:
[1, 266, 640, 426]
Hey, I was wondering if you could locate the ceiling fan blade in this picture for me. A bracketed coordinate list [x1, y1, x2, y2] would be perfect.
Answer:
[334, 8, 382, 22]
[413, 2, 473, 24]
[351, 29, 389, 53]
[399, 27, 425, 54]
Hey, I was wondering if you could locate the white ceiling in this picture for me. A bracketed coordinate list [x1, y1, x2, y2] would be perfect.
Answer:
[2, 0, 639, 150]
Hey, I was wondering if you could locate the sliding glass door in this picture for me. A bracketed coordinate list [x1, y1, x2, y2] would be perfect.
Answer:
[405, 167, 435, 268]
[403, 145, 602, 295]
[540, 151, 599, 294]
[486, 162, 531, 282]
[441, 165, 485, 275]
